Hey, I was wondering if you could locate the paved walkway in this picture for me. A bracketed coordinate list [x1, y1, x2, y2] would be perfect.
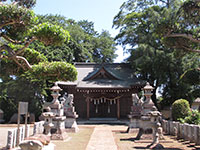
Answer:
[86, 125, 117, 150]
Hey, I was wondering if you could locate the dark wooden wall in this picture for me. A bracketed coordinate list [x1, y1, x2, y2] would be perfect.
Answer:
[59, 85, 139, 119]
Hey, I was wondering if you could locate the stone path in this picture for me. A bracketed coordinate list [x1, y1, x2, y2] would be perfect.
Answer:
[86, 125, 117, 150]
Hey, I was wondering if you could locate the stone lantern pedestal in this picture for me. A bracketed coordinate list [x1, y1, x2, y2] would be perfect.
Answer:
[63, 94, 79, 132]
[51, 116, 68, 140]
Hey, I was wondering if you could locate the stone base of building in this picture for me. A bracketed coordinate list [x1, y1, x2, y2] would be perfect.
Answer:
[65, 118, 79, 132]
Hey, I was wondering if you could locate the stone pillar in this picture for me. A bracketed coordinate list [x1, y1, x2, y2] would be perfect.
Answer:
[175, 122, 180, 138]
[13, 128, 17, 147]
[196, 126, 200, 145]
[184, 124, 190, 141]
[39, 121, 44, 134]
[22, 126, 25, 141]
[19, 126, 23, 144]
[169, 121, 174, 135]
[26, 125, 30, 137]
[189, 125, 195, 143]
[163, 120, 167, 133]
[179, 123, 184, 139]
[33, 122, 38, 135]
[166, 120, 170, 134]
[7, 129, 14, 149]
[183, 123, 188, 140]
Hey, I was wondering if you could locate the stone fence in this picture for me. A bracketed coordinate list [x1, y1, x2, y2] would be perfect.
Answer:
[33, 121, 45, 135]
[6, 121, 44, 149]
[7, 125, 30, 149]
[162, 119, 200, 145]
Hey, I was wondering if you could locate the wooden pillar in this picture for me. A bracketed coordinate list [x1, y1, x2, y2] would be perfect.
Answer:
[117, 99, 120, 120]
[86, 97, 90, 120]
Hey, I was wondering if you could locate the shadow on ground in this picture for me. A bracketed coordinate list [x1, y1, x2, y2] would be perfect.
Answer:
[133, 147, 182, 150]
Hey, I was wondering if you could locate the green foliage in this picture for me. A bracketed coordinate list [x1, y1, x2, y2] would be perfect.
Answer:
[0, 3, 37, 40]
[25, 61, 77, 82]
[172, 99, 191, 121]
[0, 77, 44, 122]
[113, 0, 200, 106]
[30, 22, 70, 46]
[179, 109, 200, 125]
[8, 43, 48, 64]
[33, 15, 117, 63]
[0, 0, 36, 8]
[0, 2, 79, 121]
[157, 0, 200, 53]
[22, 47, 47, 64]
[0, 44, 48, 76]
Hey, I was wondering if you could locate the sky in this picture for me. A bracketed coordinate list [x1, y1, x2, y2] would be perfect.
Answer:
[33, 0, 129, 62]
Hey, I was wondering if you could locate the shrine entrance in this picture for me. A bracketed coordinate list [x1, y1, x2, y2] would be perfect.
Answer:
[86, 96, 121, 119]
[90, 100, 117, 118]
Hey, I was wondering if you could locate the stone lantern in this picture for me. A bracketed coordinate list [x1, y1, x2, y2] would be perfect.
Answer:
[41, 84, 69, 140]
[142, 82, 155, 115]
[42, 112, 56, 136]
[50, 84, 62, 104]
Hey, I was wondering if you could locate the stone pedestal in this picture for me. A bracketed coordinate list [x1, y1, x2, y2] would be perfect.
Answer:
[65, 118, 79, 132]
[51, 129, 69, 140]
[63, 94, 79, 132]
[51, 116, 69, 140]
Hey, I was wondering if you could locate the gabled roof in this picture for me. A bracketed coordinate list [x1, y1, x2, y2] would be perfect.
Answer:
[83, 65, 120, 80]
[57, 63, 145, 89]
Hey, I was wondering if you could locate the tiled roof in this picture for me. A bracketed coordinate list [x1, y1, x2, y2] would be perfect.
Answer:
[57, 63, 145, 88]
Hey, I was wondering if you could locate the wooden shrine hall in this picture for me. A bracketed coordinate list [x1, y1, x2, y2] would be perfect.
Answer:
[57, 63, 145, 119]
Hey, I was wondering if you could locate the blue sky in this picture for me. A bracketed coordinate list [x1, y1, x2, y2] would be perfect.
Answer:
[34, 0, 129, 62]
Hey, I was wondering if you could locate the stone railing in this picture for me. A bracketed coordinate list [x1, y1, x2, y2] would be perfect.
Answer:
[7, 125, 30, 149]
[33, 121, 45, 135]
[7, 121, 44, 149]
[162, 119, 200, 145]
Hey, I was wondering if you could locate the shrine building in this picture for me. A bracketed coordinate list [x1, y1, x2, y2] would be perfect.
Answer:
[57, 63, 145, 119]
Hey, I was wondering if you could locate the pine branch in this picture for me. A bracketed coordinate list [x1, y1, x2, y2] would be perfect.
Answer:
[16, 37, 36, 55]
[16, 55, 32, 69]
[165, 33, 200, 44]
[181, 45, 200, 53]
[1, 34, 22, 44]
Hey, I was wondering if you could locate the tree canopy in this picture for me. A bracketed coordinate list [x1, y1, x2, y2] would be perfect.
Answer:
[0, 1, 77, 82]
[113, 0, 200, 106]
[32, 15, 117, 63]
[158, 0, 200, 53]
[0, 0, 118, 121]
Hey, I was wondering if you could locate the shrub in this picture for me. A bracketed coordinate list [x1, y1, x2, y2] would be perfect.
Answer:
[179, 109, 200, 125]
[171, 99, 190, 121]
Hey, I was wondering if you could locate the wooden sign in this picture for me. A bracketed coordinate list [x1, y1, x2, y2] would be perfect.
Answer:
[17, 102, 28, 146]
[19, 102, 28, 115]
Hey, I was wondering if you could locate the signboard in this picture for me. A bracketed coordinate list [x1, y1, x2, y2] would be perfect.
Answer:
[17, 101, 28, 146]
[19, 102, 28, 115]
